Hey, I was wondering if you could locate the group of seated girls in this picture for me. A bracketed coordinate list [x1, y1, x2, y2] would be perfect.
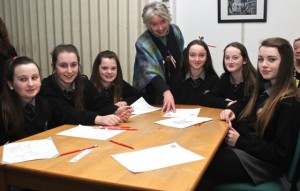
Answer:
[0, 38, 299, 191]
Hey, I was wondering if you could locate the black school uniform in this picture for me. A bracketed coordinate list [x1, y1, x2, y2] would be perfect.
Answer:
[100, 80, 141, 105]
[202, 72, 246, 109]
[170, 71, 219, 105]
[227, 84, 300, 183]
[40, 74, 118, 127]
[0, 95, 53, 145]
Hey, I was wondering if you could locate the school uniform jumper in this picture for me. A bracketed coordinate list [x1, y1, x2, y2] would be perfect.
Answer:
[0, 95, 53, 145]
[170, 71, 219, 105]
[203, 72, 246, 108]
[100, 80, 141, 105]
[40, 74, 118, 127]
[227, 88, 300, 183]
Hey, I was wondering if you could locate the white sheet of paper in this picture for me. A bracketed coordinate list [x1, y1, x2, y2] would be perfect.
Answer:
[69, 148, 93, 162]
[154, 117, 212, 128]
[112, 142, 204, 173]
[57, 125, 124, 140]
[163, 108, 201, 118]
[2, 137, 59, 164]
[130, 97, 160, 115]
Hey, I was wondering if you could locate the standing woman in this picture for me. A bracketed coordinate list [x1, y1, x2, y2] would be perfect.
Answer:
[0, 56, 53, 145]
[198, 37, 300, 190]
[40, 44, 132, 127]
[90, 50, 141, 107]
[204, 42, 257, 108]
[0, 17, 18, 94]
[293, 38, 300, 90]
[170, 39, 219, 105]
[133, 2, 184, 112]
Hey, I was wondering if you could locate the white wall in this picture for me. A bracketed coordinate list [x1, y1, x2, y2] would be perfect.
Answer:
[174, 0, 300, 76]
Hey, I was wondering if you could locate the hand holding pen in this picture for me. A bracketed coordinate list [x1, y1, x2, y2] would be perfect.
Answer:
[115, 106, 134, 122]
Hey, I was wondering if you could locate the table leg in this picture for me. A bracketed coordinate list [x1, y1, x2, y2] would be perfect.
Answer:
[0, 166, 9, 191]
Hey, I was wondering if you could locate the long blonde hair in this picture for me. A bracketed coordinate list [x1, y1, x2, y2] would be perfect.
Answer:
[239, 37, 300, 137]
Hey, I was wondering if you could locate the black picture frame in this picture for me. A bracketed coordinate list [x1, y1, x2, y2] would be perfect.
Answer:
[218, 0, 267, 23]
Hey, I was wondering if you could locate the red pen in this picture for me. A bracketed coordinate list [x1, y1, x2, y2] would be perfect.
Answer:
[119, 110, 130, 118]
[97, 126, 137, 130]
[109, 139, 134, 149]
[60, 144, 98, 156]
[98, 127, 138, 131]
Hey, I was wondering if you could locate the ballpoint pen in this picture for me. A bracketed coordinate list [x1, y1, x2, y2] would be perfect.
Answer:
[96, 125, 138, 130]
[60, 144, 98, 156]
[109, 139, 134, 149]
[97, 126, 138, 131]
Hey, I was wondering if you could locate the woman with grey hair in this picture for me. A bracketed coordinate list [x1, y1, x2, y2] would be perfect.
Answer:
[132, 2, 184, 113]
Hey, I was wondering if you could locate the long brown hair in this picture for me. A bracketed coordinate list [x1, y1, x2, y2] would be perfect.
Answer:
[222, 42, 257, 96]
[51, 44, 85, 111]
[90, 50, 123, 103]
[239, 37, 300, 137]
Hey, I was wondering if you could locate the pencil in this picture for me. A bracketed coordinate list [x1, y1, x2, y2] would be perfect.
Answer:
[60, 144, 98, 156]
[109, 139, 134, 149]
[98, 127, 138, 131]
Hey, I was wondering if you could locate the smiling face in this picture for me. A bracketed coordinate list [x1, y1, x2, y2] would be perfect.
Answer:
[53, 52, 79, 89]
[8, 63, 41, 103]
[224, 46, 245, 74]
[258, 46, 281, 85]
[148, 15, 169, 37]
[98, 58, 117, 88]
[188, 44, 207, 71]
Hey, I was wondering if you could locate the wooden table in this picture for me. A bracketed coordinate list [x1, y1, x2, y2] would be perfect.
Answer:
[0, 106, 227, 191]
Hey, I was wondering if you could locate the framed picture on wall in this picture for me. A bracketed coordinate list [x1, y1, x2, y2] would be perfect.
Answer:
[218, 0, 267, 23]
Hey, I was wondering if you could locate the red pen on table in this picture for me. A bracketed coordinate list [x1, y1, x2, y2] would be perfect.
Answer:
[109, 139, 134, 149]
[60, 144, 98, 156]
[97, 126, 138, 131]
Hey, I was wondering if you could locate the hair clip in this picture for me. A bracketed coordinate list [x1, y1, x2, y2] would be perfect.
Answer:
[199, 36, 217, 48]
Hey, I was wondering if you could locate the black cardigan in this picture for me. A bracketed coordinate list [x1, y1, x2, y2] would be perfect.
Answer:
[100, 80, 141, 105]
[0, 95, 53, 145]
[170, 72, 219, 105]
[229, 93, 300, 174]
[40, 74, 118, 126]
[202, 72, 246, 109]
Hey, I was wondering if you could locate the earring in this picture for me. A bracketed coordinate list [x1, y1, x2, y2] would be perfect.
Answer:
[10, 87, 13, 90]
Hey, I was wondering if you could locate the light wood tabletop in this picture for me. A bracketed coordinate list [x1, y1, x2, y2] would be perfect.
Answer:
[0, 105, 227, 191]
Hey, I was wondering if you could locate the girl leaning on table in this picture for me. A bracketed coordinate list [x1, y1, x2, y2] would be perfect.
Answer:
[90, 50, 141, 107]
[202, 42, 257, 109]
[0, 56, 53, 145]
[197, 37, 300, 190]
[39, 44, 133, 127]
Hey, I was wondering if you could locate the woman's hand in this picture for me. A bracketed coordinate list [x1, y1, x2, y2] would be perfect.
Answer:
[220, 109, 236, 122]
[161, 90, 175, 113]
[115, 101, 127, 107]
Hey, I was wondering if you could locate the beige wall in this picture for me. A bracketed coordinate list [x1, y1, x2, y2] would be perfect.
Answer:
[0, 0, 147, 83]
